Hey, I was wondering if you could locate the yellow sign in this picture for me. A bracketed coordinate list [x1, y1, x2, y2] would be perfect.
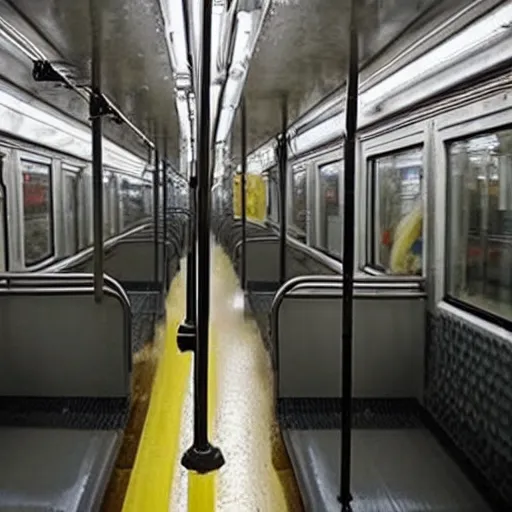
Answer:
[233, 173, 266, 223]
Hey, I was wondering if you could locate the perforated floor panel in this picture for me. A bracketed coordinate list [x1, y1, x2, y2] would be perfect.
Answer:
[278, 398, 423, 430]
[0, 397, 130, 430]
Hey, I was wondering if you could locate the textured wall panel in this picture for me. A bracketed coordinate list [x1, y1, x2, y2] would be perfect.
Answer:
[426, 310, 512, 506]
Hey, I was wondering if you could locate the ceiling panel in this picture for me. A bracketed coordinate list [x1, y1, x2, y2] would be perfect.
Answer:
[235, 0, 471, 158]
[3, 0, 180, 160]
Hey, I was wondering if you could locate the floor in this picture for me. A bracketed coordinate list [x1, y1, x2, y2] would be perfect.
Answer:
[121, 243, 301, 511]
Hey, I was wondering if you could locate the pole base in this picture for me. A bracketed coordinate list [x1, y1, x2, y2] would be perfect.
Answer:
[181, 443, 225, 473]
[177, 321, 196, 352]
[337, 492, 353, 510]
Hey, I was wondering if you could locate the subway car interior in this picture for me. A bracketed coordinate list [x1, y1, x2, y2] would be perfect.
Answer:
[0, 0, 511, 511]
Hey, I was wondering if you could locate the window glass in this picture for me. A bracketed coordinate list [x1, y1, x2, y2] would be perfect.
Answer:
[267, 166, 280, 223]
[447, 129, 512, 321]
[143, 184, 153, 216]
[0, 168, 5, 271]
[291, 165, 307, 232]
[371, 147, 423, 274]
[318, 160, 343, 257]
[64, 173, 78, 253]
[120, 177, 145, 228]
[103, 175, 111, 239]
[22, 160, 53, 265]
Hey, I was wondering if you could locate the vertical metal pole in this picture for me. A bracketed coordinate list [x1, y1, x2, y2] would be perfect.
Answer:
[188, 170, 197, 328]
[163, 136, 169, 292]
[278, 98, 288, 285]
[177, 105, 197, 351]
[90, 0, 103, 303]
[153, 144, 160, 285]
[181, 0, 224, 472]
[340, 1, 358, 509]
[163, 136, 169, 248]
[240, 98, 247, 290]
[177, 164, 197, 352]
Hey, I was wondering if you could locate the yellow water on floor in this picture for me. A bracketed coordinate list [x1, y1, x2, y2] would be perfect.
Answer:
[122, 244, 301, 511]
[170, 244, 302, 511]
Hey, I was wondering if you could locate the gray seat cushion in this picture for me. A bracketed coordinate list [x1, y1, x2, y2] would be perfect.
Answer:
[0, 427, 121, 512]
[284, 428, 491, 512]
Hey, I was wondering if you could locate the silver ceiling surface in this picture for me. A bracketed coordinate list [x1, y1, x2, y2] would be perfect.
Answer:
[2, 0, 178, 160]
[236, 0, 472, 158]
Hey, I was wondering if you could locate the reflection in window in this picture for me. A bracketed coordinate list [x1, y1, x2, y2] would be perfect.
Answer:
[120, 177, 145, 228]
[318, 160, 343, 256]
[143, 184, 153, 216]
[22, 160, 53, 265]
[267, 166, 280, 223]
[291, 166, 307, 233]
[64, 173, 78, 253]
[447, 129, 512, 321]
[0, 167, 5, 271]
[103, 174, 112, 239]
[371, 147, 422, 274]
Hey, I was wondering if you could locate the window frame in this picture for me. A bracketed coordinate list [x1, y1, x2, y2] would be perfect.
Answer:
[443, 124, 512, 330]
[314, 157, 343, 260]
[19, 152, 55, 268]
[366, 144, 425, 274]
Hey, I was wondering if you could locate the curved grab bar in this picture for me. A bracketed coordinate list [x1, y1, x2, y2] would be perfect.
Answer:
[0, 285, 132, 371]
[233, 235, 280, 260]
[269, 274, 427, 376]
[288, 289, 427, 299]
[45, 223, 152, 272]
[271, 274, 424, 313]
[288, 281, 424, 293]
[0, 272, 131, 310]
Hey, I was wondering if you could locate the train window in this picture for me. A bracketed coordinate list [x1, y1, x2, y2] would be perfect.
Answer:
[369, 147, 423, 274]
[143, 184, 153, 217]
[103, 174, 111, 239]
[318, 160, 343, 257]
[120, 177, 145, 229]
[291, 165, 307, 233]
[21, 159, 53, 265]
[63, 172, 79, 254]
[268, 166, 280, 223]
[446, 128, 512, 322]
[0, 164, 6, 272]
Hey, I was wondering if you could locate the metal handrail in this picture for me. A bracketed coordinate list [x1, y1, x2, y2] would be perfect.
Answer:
[232, 235, 280, 261]
[0, 284, 132, 371]
[270, 274, 427, 375]
[45, 223, 151, 272]
[0, 272, 131, 310]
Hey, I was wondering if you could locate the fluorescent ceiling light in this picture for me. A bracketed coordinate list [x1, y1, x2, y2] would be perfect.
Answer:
[231, 11, 254, 68]
[293, 113, 344, 156]
[176, 89, 191, 143]
[216, 107, 236, 143]
[223, 74, 243, 108]
[210, 82, 222, 142]
[211, 2, 225, 82]
[161, 0, 190, 78]
[0, 89, 145, 174]
[361, 2, 512, 111]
